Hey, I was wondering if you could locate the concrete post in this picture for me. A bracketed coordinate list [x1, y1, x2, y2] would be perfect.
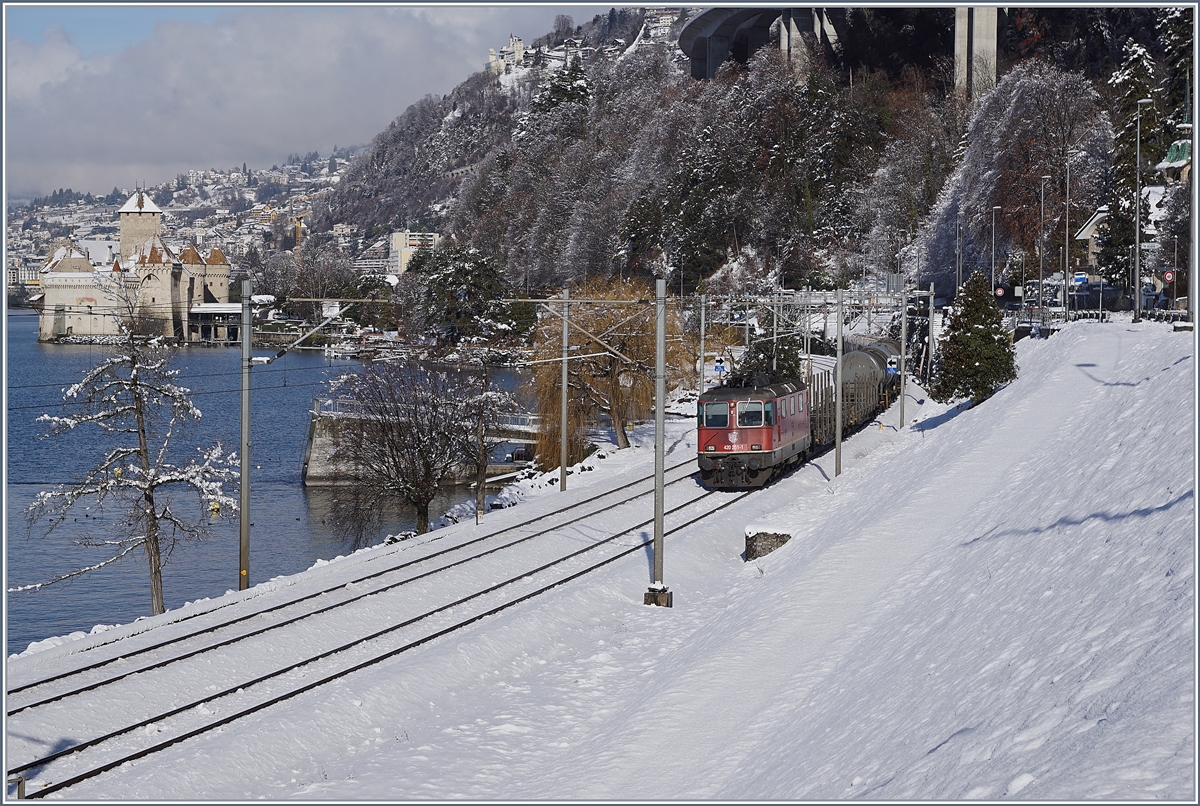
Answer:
[239, 278, 252, 590]
[835, 289, 843, 477]
[560, 289, 569, 492]
[646, 279, 671, 607]
[900, 287, 907, 428]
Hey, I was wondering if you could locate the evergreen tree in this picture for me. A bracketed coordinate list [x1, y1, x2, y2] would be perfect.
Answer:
[931, 271, 1017, 405]
[406, 243, 523, 345]
[1099, 39, 1162, 286]
[530, 57, 591, 114]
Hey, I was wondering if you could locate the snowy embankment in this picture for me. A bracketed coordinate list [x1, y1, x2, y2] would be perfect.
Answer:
[5, 319, 1193, 800]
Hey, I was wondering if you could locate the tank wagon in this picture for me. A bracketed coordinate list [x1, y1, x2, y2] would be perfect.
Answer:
[697, 340, 901, 489]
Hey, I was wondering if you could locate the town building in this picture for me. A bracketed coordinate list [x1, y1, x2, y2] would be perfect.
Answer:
[390, 230, 440, 274]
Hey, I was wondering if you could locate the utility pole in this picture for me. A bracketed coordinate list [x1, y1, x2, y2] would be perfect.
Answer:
[772, 288, 779, 373]
[698, 294, 706, 399]
[239, 278, 252, 590]
[927, 282, 936, 386]
[1040, 174, 1051, 325]
[835, 289, 843, 477]
[899, 285, 907, 428]
[991, 205, 1001, 292]
[560, 288, 569, 492]
[645, 278, 671, 607]
[956, 213, 963, 293]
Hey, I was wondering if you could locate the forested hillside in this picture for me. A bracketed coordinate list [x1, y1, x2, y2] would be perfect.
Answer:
[312, 6, 1190, 298]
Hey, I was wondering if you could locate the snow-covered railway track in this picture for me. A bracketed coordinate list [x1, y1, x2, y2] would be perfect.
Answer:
[8, 464, 756, 798]
[6, 457, 701, 714]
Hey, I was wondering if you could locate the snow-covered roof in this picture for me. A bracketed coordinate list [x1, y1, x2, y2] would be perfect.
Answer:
[189, 303, 242, 314]
[1074, 206, 1108, 241]
[1155, 138, 1191, 171]
[118, 191, 162, 215]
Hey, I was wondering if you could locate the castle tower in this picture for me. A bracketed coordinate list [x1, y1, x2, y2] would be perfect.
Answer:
[118, 190, 163, 261]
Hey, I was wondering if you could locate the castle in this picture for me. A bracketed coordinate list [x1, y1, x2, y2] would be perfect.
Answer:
[34, 190, 232, 343]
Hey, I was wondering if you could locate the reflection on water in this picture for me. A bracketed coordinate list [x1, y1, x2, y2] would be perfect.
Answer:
[4, 310, 525, 655]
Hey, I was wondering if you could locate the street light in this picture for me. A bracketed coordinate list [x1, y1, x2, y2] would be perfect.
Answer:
[991, 205, 1001, 292]
[1065, 149, 1084, 314]
[956, 212, 963, 292]
[1135, 97, 1154, 323]
[1039, 174, 1051, 324]
[1181, 121, 1195, 322]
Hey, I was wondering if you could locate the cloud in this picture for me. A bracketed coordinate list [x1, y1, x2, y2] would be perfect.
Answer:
[5, 23, 92, 103]
[5, 5, 607, 199]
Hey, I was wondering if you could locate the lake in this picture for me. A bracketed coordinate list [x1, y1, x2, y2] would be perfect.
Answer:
[4, 310, 518, 656]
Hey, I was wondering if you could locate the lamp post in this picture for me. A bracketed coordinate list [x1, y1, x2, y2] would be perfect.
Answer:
[991, 205, 1001, 292]
[1182, 121, 1195, 321]
[1064, 149, 1083, 313]
[955, 212, 963, 293]
[1039, 175, 1051, 323]
[1135, 98, 1154, 323]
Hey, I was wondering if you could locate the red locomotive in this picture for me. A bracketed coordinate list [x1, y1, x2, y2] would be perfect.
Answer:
[697, 340, 901, 489]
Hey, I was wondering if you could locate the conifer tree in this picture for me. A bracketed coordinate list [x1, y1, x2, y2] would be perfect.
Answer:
[931, 271, 1017, 405]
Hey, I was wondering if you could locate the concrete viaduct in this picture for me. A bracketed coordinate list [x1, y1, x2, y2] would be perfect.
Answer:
[679, 7, 998, 98]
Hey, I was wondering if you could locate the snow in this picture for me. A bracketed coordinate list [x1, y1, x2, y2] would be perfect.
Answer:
[116, 192, 163, 215]
[4, 317, 1194, 800]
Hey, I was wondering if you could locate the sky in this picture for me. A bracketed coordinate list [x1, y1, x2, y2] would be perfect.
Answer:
[6, 317, 1194, 798]
[4, 2, 612, 202]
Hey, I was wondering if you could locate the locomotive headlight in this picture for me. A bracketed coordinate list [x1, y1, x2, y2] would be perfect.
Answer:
[705, 445, 715, 451]
[751, 444, 762, 451]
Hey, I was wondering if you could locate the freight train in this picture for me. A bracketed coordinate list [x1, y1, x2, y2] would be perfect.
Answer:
[697, 340, 902, 489]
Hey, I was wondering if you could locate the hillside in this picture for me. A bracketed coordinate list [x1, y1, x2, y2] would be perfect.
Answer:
[308, 7, 1186, 299]
[8, 317, 1194, 799]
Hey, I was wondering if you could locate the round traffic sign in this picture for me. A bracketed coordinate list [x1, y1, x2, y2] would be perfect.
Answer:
[1164, 270, 1175, 283]
[995, 287, 1005, 297]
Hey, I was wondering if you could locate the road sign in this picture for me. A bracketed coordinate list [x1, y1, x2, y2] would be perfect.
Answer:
[995, 287, 1005, 297]
[1164, 270, 1175, 283]
[713, 359, 726, 373]
[1073, 272, 1088, 284]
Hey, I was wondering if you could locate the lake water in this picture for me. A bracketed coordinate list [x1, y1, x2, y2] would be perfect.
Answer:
[4, 310, 516, 656]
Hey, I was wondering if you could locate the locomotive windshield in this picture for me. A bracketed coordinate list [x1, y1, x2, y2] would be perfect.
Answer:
[702, 401, 729, 428]
[737, 401, 763, 427]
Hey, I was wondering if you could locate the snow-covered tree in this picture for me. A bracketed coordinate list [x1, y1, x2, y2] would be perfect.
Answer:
[327, 362, 478, 536]
[932, 271, 1017, 405]
[1099, 40, 1163, 285]
[406, 243, 526, 345]
[22, 286, 237, 615]
[920, 60, 1111, 295]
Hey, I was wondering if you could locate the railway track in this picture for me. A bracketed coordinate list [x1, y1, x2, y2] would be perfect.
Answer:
[6, 456, 701, 708]
[7, 399, 883, 798]
[7, 458, 758, 799]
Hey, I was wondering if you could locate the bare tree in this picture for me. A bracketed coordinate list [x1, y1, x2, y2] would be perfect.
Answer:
[530, 278, 688, 458]
[458, 362, 519, 524]
[328, 362, 476, 536]
[21, 282, 237, 616]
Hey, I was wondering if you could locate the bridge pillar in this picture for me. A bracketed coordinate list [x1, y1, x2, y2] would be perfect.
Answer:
[690, 34, 729, 80]
[955, 7, 997, 99]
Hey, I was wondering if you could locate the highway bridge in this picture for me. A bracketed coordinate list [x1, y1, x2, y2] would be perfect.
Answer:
[679, 7, 997, 98]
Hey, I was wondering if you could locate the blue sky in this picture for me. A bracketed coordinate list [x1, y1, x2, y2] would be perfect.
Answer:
[6, 5, 228, 57]
[4, 4, 612, 200]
